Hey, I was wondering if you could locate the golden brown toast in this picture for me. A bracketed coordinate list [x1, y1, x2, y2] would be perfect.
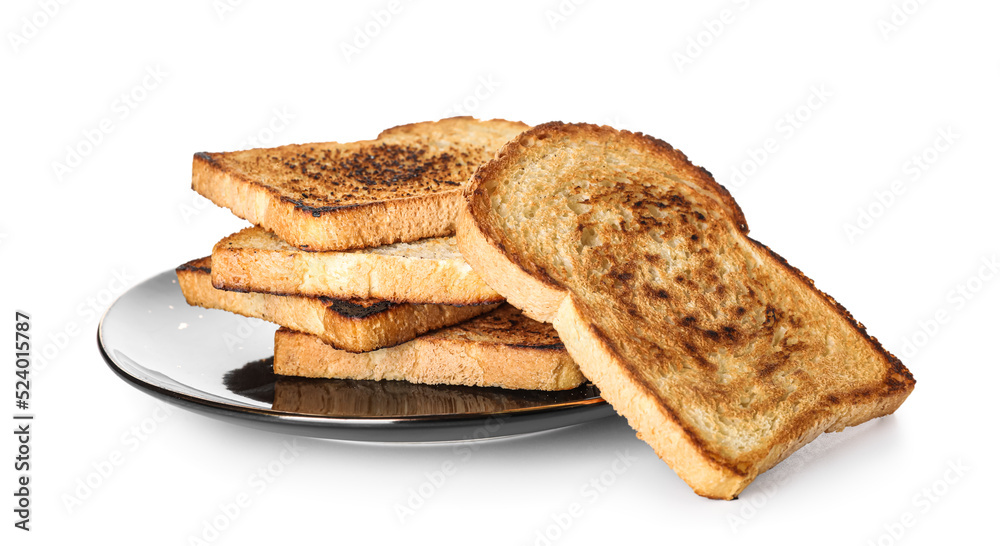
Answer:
[211, 227, 502, 305]
[274, 305, 584, 390]
[192, 117, 529, 251]
[457, 122, 915, 499]
[176, 257, 498, 353]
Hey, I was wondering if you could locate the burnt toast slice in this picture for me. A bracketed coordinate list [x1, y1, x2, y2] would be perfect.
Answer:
[192, 117, 529, 251]
[457, 122, 915, 499]
[176, 257, 498, 353]
[211, 227, 502, 305]
[274, 305, 584, 391]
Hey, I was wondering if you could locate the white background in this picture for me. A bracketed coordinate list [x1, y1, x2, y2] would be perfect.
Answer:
[3, 0, 997, 544]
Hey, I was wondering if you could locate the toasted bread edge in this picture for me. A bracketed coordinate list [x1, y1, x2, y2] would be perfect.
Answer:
[192, 153, 460, 251]
[177, 257, 500, 352]
[210, 228, 504, 305]
[274, 327, 584, 390]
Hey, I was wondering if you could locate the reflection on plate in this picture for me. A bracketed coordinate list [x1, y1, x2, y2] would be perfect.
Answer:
[99, 270, 614, 442]
[224, 358, 603, 418]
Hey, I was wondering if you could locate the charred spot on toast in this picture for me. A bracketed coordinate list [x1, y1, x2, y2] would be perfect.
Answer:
[193, 151, 217, 168]
[611, 271, 634, 282]
[441, 305, 564, 348]
[757, 360, 783, 379]
[262, 143, 481, 213]
[644, 286, 671, 300]
[506, 341, 566, 350]
[763, 305, 779, 327]
[322, 298, 396, 319]
[176, 257, 212, 274]
[882, 351, 916, 392]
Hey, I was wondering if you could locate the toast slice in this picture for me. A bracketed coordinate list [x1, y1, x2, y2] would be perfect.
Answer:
[457, 122, 915, 499]
[273, 305, 584, 390]
[211, 227, 502, 305]
[176, 257, 498, 352]
[192, 117, 529, 251]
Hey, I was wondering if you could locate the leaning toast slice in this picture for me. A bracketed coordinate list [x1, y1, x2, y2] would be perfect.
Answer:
[274, 305, 584, 390]
[192, 117, 529, 251]
[176, 257, 498, 352]
[457, 122, 915, 499]
[211, 227, 502, 305]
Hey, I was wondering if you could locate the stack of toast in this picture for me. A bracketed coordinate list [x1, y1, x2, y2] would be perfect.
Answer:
[179, 117, 916, 499]
[178, 117, 584, 391]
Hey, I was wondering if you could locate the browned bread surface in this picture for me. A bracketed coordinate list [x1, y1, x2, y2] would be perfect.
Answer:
[176, 257, 498, 352]
[211, 227, 502, 305]
[457, 122, 915, 499]
[192, 117, 530, 251]
[274, 305, 584, 390]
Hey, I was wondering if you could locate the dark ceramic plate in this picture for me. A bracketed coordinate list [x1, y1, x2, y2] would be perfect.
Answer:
[98, 270, 614, 442]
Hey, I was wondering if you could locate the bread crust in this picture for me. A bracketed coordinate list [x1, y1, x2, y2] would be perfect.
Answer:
[274, 305, 584, 391]
[177, 257, 498, 353]
[192, 117, 530, 251]
[211, 227, 503, 305]
[457, 122, 915, 499]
